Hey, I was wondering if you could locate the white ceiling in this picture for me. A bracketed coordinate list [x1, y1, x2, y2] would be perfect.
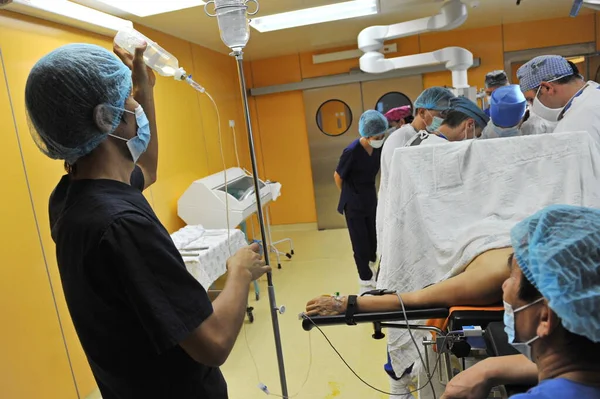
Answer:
[74, 0, 594, 60]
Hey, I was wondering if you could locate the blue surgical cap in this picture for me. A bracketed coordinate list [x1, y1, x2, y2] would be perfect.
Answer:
[26, 43, 132, 164]
[517, 55, 574, 93]
[358, 110, 388, 138]
[485, 70, 508, 88]
[511, 205, 600, 343]
[414, 87, 455, 111]
[449, 97, 490, 128]
[490, 85, 527, 128]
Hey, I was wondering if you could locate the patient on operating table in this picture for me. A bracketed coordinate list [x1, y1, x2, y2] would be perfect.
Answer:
[305, 113, 600, 399]
[305, 246, 513, 316]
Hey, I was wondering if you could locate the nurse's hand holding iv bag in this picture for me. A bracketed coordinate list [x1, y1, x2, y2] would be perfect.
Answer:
[113, 42, 155, 95]
[114, 27, 188, 80]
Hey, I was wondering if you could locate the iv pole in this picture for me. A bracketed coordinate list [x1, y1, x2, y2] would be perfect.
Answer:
[205, 1, 289, 396]
[234, 49, 289, 397]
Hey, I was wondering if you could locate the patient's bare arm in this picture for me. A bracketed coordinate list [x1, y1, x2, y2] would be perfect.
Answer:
[305, 247, 512, 316]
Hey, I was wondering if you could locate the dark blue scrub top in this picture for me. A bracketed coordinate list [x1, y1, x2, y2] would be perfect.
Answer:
[336, 138, 382, 215]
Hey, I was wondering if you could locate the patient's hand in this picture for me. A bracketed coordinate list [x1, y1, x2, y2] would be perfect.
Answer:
[441, 361, 493, 399]
[305, 295, 347, 316]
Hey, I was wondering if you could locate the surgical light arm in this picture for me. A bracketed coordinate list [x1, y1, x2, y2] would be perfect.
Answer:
[357, 0, 476, 100]
[358, 0, 467, 53]
[360, 47, 473, 89]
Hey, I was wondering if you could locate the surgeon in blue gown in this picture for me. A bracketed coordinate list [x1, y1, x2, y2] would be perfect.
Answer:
[334, 110, 388, 292]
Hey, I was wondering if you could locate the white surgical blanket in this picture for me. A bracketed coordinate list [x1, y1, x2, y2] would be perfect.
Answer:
[171, 225, 248, 290]
[377, 124, 418, 254]
[378, 131, 600, 374]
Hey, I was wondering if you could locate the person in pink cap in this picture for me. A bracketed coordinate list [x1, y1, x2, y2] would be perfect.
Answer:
[384, 105, 412, 130]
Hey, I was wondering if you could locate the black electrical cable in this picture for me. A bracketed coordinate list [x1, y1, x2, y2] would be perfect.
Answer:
[302, 314, 455, 397]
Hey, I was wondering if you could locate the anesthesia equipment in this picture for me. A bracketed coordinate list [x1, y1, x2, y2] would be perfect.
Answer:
[177, 167, 293, 269]
[178, 167, 274, 229]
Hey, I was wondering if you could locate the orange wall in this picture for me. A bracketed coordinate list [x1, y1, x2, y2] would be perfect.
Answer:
[254, 92, 316, 225]
[0, 10, 249, 398]
[0, 37, 79, 399]
[503, 14, 596, 53]
[245, 13, 597, 225]
[249, 55, 317, 225]
[299, 36, 421, 79]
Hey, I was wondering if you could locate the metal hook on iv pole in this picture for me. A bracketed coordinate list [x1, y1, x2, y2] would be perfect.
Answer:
[204, 0, 259, 17]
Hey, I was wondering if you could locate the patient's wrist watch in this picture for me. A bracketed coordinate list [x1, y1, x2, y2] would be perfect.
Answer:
[344, 295, 358, 325]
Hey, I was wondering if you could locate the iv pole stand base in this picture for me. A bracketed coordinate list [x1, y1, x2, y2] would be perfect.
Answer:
[232, 49, 289, 398]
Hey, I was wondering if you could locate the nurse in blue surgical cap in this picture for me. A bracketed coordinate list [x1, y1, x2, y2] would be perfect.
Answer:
[334, 110, 388, 292]
[481, 85, 527, 139]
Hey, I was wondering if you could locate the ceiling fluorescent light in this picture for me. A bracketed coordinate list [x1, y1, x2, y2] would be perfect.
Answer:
[250, 0, 379, 33]
[94, 0, 206, 17]
[0, 0, 132, 36]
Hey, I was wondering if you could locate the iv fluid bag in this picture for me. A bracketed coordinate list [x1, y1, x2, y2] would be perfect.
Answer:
[214, 0, 250, 51]
[114, 27, 186, 79]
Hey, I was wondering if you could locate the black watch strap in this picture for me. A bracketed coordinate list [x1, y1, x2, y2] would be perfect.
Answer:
[345, 295, 358, 325]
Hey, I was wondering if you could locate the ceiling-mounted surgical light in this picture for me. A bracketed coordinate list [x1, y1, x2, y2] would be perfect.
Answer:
[249, 0, 379, 33]
[0, 0, 132, 36]
[93, 0, 206, 17]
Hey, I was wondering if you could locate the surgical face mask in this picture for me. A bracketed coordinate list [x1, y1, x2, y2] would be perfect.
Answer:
[493, 124, 521, 138]
[503, 297, 544, 361]
[460, 122, 474, 141]
[110, 105, 151, 163]
[426, 111, 444, 133]
[531, 80, 565, 122]
[369, 138, 385, 149]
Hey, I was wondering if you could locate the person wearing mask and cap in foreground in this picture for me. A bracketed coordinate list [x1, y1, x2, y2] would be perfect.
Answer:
[480, 84, 528, 139]
[405, 96, 489, 146]
[517, 55, 600, 142]
[334, 110, 387, 293]
[25, 44, 269, 399]
[483, 70, 510, 116]
[442, 205, 600, 399]
[384, 105, 412, 131]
